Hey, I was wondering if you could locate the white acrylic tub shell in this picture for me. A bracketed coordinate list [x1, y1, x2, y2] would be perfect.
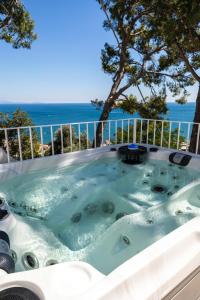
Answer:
[0, 261, 104, 299]
[1, 144, 200, 181]
[83, 217, 200, 300]
[0, 217, 200, 300]
[1, 146, 200, 299]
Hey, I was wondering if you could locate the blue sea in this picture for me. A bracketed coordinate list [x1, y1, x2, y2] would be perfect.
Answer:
[0, 102, 196, 125]
[0, 102, 196, 144]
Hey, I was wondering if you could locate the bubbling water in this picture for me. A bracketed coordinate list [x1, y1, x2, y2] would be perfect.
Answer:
[0, 156, 200, 274]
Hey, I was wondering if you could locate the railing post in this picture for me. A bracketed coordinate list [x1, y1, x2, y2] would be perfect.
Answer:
[196, 123, 200, 154]
[4, 129, 10, 163]
[60, 125, 64, 154]
[78, 123, 81, 150]
[70, 124, 73, 152]
[122, 119, 124, 144]
[140, 119, 143, 144]
[186, 123, 191, 152]
[86, 123, 89, 149]
[108, 120, 111, 145]
[177, 122, 181, 150]
[153, 120, 156, 145]
[94, 122, 96, 148]
[17, 128, 23, 161]
[147, 120, 149, 145]
[168, 121, 172, 149]
[133, 119, 137, 143]
[160, 121, 164, 148]
[50, 125, 54, 156]
[101, 121, 104, 146]
[29, 127, 34, 159]
[127, 119, 130, 144]
[40, 127, 44, 157]
[115, 120, 117, 144]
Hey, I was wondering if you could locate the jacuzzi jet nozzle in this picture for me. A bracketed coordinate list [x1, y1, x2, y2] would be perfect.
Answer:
[151, 185, 167, 193]
[0, 209, 9, 221]
[45, 259, 58, 266]
[11, 250, 17, 264]
[121, 235, 130, 245]
[0, 231, 15, 274]
[22, 252, 39, 270]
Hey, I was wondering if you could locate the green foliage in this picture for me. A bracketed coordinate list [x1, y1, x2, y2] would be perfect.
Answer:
[0, 109, 39, 160]
[115, 122, 185, 150]
[49, 125, 91, 155]
[101, 43, 120, 74]
[0, 0, 36, 48]
[91, 99, 105, 110]
[94, 0, 196, 144]
[175, 97, 188, 105]
[140, 0, 200, 152]
[141, 0, 200, 85]
[117, 94, 168, 119]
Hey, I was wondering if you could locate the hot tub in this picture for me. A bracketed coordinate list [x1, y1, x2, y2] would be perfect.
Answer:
[1, 145, 200, 299]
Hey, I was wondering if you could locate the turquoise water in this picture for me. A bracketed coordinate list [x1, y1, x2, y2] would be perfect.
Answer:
[0, 102, 195, 125]
[1, 154, 200, 274]
[0, 102, 196, 145]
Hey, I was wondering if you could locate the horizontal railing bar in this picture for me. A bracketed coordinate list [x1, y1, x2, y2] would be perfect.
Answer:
[0, 119, 131, 131]
[133, 118, 198, 125]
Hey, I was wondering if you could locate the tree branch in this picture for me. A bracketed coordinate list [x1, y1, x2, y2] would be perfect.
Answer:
[0, 16, 11, 29]
[144, 44, 165, 61]
[121, 93, 129, 101]
[98, 0, 128, 85]
[175, 41, 200, 82]
[98, 0, 121, 47]
[144, 69, 191, 80]
[115, 65, 190, 100]
[137, 84, 146, 103]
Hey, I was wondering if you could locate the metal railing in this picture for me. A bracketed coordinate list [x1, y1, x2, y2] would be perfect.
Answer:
[0, 117, 199, 164]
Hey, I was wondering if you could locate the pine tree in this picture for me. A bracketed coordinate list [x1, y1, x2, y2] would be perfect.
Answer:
[95, 0, 194, 147]
[141, 0, 200, 152]
[0, 0, 36, 48]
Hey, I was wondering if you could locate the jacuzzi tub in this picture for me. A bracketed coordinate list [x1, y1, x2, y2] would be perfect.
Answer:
[1, 145, 200, 299]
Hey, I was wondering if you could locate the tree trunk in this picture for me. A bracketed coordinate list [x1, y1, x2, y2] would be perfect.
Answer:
[94, 67, 125, 147]
[189, 84, 200, 153]
[94, 92, 120, 147]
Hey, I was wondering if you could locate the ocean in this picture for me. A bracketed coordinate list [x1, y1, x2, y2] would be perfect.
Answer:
[0, 102, 196, 125]
[0, 102, 196, 144]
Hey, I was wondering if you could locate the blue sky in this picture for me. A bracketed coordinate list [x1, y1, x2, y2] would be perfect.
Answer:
[0, 0, 197, 103]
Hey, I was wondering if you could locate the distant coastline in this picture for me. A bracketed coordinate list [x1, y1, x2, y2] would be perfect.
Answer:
[0, 101, 196, 104]
[0, 102, 196, 126]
